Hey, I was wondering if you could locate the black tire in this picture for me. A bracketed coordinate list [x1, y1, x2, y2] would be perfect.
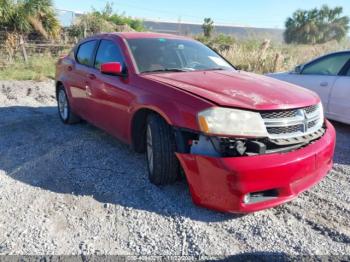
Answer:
[57, 85, 80, 124]
[146, 114, 179, 185]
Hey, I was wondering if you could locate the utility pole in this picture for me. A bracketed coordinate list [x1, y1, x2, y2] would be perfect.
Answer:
[177, 16, 182, 35]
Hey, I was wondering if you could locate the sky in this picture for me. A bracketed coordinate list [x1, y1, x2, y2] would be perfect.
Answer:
[54, 0, 350, 29]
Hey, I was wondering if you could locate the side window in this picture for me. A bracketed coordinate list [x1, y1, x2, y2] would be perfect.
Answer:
[76, 40, 97, 66]
[94, 40, 124, 70]
[302, 53, 350, 76]
[346, 67, 350, 76]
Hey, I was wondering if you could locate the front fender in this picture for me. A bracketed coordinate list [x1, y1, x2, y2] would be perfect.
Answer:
[126, 92, 208, 144]
[132, 94, 184, 125]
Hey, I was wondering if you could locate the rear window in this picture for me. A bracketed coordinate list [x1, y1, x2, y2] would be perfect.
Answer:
[76, 40, 97, 66]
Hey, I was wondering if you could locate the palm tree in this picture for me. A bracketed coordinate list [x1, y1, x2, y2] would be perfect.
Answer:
[202, 18, 214, 38]
[284, 5, 349, 44]
[0, 0, 12, 23]
[318, 5, 349, 43]
[0, 0, 60, 39]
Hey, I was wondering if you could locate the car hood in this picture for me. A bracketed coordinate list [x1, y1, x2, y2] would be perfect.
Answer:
[142, 70, 319, 110]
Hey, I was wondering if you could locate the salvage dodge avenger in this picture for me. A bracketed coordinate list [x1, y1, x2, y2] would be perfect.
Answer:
[55, 33, 336, 213]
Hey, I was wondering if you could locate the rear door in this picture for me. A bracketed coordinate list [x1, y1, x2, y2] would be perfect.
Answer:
[87, 38, 135, 142]
[70, 40, 98, 120]
[327, 65, 350, 124]
[284, 52, 350, 113]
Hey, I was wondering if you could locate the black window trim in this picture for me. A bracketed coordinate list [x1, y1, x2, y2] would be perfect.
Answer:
[339, 57, 350, 76]
[92, 39, 101, 69]
[300, 51, 350, 76]
[75, 39, 99, 68]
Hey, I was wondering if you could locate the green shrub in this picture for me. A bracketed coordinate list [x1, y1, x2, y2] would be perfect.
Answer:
[196, 34, 235, 52]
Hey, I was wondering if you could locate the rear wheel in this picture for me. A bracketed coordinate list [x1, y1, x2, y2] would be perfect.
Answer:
[57, 85, 80, 124]
[146, 114, 179, 185]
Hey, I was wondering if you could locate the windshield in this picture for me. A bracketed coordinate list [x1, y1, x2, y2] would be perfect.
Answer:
[126, 38, 234, 73]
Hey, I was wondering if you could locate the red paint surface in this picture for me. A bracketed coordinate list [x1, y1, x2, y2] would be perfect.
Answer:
[56, 33, 335, 213]
[100, 62, 122, 75]
[144, 70, 319, 110]
[177, 121, 335, 213]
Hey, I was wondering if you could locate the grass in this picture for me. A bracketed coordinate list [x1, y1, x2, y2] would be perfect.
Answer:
[0, 55, 57, 81]
[1, 39, 350, 80]
[220, 39, 350, 74]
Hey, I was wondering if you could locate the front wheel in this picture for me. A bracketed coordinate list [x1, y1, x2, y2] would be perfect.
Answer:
[146, 114, 179, 185]
[57, 85, 80, 124]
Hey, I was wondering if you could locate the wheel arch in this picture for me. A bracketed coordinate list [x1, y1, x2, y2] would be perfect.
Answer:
[130, 107, 172, 153]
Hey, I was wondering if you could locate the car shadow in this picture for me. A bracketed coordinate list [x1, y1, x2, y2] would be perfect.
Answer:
[1, 106, 348, 222]
[0, 105, 241, 222]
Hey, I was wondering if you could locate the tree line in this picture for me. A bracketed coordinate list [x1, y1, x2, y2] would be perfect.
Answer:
[0, 0, 144, 41]
[0, 1, 349, 45]
[284, 5, 349, 44]
[202, 5, 349, 45]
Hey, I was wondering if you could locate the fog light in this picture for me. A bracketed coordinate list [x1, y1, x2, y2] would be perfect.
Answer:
[243, 194, 251, 204]
[242, 189, 279, 205]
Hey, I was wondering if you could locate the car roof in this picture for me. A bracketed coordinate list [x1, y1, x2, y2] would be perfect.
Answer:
[92, 32, 192, 40]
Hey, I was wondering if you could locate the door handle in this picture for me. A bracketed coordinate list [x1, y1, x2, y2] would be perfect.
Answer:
[88, 73, 96, 80]
[320, 82, 328, 87]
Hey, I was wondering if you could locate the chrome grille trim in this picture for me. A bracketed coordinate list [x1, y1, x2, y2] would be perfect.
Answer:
[261, 104, 324, 139]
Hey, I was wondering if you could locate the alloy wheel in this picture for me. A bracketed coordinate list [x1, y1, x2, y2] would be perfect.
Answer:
[146, 125, 154, 174]
[58, 89, 68, 120]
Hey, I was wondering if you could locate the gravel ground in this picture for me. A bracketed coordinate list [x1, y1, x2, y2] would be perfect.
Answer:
[0, 80, 349, 259]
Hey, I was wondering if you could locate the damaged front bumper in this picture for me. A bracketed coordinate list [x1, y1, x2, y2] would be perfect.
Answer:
[175, 120, 336, 213]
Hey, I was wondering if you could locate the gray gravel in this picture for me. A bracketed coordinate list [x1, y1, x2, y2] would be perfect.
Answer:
[0, 80, 349, 259]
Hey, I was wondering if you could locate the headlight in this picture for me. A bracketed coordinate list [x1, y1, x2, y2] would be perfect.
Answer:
[198, 107, 268, 137]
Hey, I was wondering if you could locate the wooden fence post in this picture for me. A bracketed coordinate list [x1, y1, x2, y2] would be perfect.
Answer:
[19, 35, 28, 63]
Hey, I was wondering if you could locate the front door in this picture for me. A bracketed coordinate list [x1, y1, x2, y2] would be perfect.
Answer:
[328, 70, 350, 124]
[286, 52, 350, 114]
[87, 39, 135, 142]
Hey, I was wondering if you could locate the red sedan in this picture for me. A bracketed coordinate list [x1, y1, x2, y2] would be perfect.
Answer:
[55, 33, 335, 213]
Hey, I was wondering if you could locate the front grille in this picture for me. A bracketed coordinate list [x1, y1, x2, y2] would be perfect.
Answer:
[261, 110, 298, 119]
[267, 124, 303, 135]
[261, 104, 323, 140]
[308, 119, 318, 129]
[305, 104, 318, 114]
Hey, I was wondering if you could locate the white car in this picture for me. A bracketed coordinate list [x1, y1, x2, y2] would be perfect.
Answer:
[268, 51, 350, 124]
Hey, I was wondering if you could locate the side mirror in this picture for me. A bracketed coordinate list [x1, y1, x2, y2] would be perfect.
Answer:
[293, 65, 303, 74]
[100, 62, 123, 75]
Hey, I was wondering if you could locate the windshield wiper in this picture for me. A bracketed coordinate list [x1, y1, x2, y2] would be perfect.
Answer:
[142, 68, 188, 73]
